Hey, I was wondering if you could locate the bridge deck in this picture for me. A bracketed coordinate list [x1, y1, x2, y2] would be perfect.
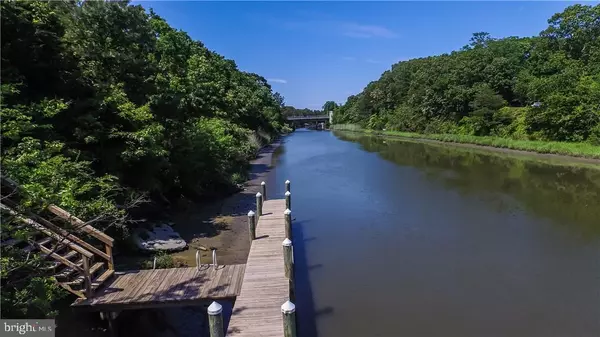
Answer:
[286, 115, 329, 121]
[72, 264, 246, 311]
[227, 198, 289, 336]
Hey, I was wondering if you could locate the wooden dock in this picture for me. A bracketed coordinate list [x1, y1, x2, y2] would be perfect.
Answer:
[72, 264, 246, 311]
[228, 198, 290, 336]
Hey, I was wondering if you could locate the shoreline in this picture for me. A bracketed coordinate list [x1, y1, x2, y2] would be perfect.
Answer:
[170, 138, 283, 266]
[57, 138, 284, 337]
[332, 128, 600, 164]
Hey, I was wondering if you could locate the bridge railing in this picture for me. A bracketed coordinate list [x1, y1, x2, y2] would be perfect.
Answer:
[285, 115, 329, 121]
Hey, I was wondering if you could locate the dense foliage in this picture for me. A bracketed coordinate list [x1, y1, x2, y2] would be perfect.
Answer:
[282, 106, 324, 117]
[282, 101, 337, 118]
[333, 5, 600, 145]
[1, 0, 286, 318]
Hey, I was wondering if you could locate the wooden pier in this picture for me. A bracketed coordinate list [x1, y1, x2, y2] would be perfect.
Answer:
[3, 176, 297, 336]
[227, 198, 291, 336]
[72, 264, 246, 311]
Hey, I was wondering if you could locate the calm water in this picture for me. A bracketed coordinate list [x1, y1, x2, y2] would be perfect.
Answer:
[270, 130, 600, 337]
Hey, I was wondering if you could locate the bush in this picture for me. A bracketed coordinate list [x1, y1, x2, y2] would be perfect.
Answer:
[247, 133, 263, 155]
[589, 124, 600, 145]
[491, 107, 529, 140]
[458, 116, 488, 136]
[140, 252, 187, 269]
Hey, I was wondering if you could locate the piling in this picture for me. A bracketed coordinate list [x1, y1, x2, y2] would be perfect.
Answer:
[281, 301, 297, 337]
[208, 301, 225, 337]
[284, 209, 292, 240]
[256, 192, 263, 216]
[285, 179, 291, 193]
[283, 238, 295, 302]
[285, 191, 292, 210]
[248, 210, 256, 241]
[261, 181, 267, 201]
[282, 238, 293, 279]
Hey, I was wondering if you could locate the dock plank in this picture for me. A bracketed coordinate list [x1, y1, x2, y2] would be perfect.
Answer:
[73, 265, 245, 311]
[71, 197, 290, 337]
[228, 199, 290, 337]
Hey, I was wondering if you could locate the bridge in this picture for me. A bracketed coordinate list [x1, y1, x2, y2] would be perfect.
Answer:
[286, 113, 332, 129]
[1, 177, 297, 337]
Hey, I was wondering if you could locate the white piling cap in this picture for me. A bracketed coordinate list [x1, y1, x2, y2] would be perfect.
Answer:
[285, 180, 291, 184]
[261, 181, 266, 186]
[285, 191, 291, 196]
[248, 210, 255, 216]
[208, 301, 223, 315]
[281, 300, 296, 314]
[282, 238, 292, 247]
[284, 209, 292, 215]
[256, 192, 262, 197]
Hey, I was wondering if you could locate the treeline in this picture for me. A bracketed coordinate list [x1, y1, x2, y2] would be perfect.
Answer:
[1, 0, 286, 318]
[333, 5, 600, 144]
[282, 106, 323, 117]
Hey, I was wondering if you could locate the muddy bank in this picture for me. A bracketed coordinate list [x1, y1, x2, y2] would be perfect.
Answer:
[170, 138, 283, 266]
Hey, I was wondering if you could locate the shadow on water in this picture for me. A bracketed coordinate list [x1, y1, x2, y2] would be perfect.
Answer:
[293, 219, 332, 337]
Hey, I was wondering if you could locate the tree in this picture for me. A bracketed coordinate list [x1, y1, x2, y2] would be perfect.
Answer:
[322, 101, 338, 113]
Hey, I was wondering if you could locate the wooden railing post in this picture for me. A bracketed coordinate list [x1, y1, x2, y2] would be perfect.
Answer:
[281, 301, 297, 337]
[105, 244, 114, 270]
[285, 191, 291, 210]
[256, 192, 263, 216]
[284, 209, 292, 240]
[196, 250, 202, 270]
[208, 301, 224, 337]
[82, 255, 93, 298]
[212, 249, 218, 267]
[261, 181, 267, 201]
[285, 180, 291, 193]
[248, 210, 256, 241]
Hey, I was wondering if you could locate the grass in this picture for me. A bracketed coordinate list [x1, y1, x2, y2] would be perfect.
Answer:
[331, 124, 600, 159]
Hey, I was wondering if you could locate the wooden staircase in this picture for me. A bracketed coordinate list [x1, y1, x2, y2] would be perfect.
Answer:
[1, 177, 115, 299]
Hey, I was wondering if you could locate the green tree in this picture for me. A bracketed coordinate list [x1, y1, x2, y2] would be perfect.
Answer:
[334, 4, 600, 143]
[322, 101, 338, 113]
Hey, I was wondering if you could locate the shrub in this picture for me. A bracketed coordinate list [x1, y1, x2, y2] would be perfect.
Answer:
[140, 252, 187, 269]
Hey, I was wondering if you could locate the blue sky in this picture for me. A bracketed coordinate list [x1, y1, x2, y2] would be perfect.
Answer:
[140, 1, 586, 109]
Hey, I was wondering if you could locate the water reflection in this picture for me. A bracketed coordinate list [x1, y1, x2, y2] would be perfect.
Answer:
[275, 130, 600, 337]
[336, 132, 600, 241]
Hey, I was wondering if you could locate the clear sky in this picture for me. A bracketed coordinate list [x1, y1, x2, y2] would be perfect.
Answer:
[139, 1, 585, 109]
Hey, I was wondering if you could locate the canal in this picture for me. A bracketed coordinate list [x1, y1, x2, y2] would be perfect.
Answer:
[271, 130, 600, 337]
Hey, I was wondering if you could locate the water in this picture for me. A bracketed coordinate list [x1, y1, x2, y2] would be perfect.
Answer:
[271, 130, 600, 337]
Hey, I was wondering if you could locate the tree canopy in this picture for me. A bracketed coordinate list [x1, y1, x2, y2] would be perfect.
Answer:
[281, 106, 326, 118]
[1, 0, 286, 318]
[333, 4, 600, 144]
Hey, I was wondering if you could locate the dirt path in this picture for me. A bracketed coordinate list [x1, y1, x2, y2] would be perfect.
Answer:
[170, 139, 283, 266]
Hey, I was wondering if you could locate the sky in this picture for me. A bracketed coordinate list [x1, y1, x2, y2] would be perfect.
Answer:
[138, 1, 589, 109]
